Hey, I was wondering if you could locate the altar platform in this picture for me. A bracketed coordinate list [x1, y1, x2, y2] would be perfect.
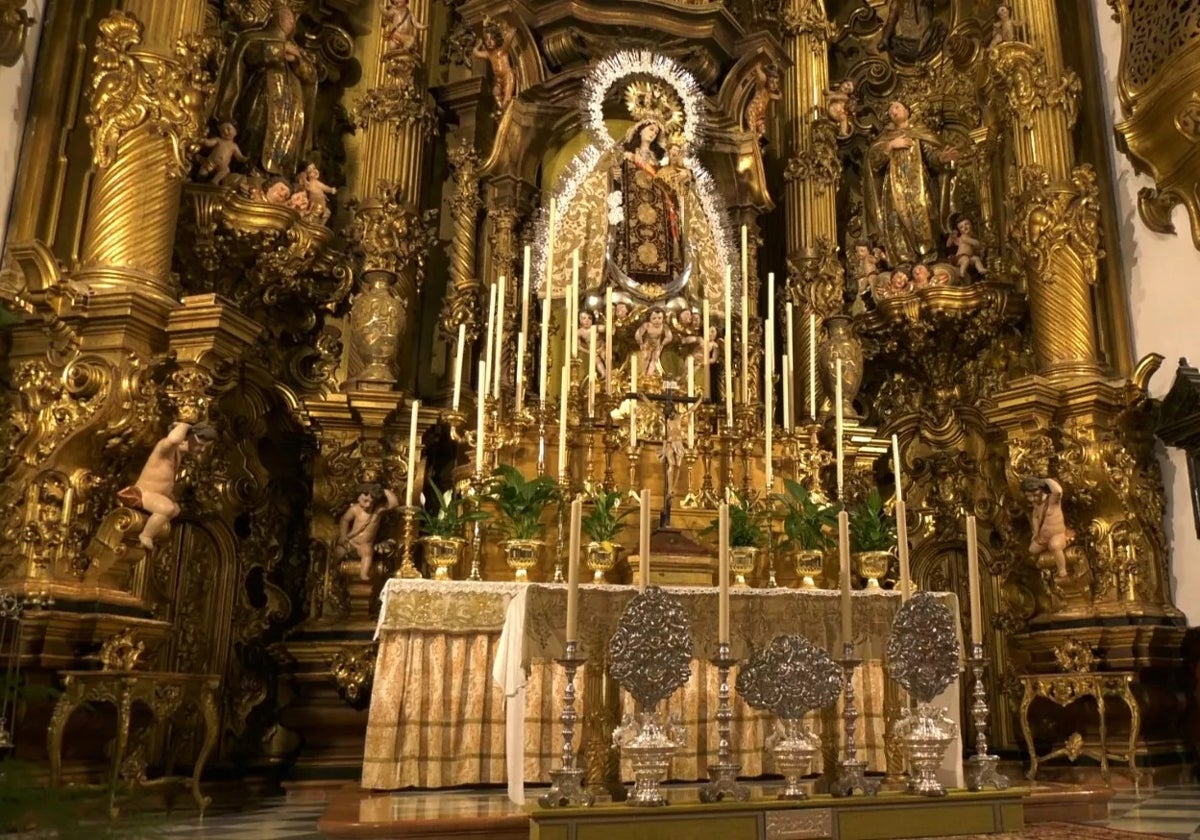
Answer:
[316, 782, 1111, 839]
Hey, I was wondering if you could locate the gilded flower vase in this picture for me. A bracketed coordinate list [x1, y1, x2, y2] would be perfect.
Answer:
[500, 538, 543, 581]
[421, 536, 464, 580]
[349, 272, 405, 385]
[818, 314, 863, 419]
[854, 550, 893, 591]
[792, 549, 824, 589]
[728, 546, 759, 587]
[586, 541, 623, 583]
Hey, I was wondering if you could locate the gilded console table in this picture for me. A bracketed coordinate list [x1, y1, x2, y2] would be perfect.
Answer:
[1018, 671, 1139, 784]
[47, 669, 221, 818]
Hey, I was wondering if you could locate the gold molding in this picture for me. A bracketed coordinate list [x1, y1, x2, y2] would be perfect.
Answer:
[0, 0, 34, 67]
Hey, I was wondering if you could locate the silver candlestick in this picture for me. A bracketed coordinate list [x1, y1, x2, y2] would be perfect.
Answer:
[830, 641, 880, 797]
[699, 642, 750, 802]
[965, 642, 1009, 791]
[539, 641, 594, 807]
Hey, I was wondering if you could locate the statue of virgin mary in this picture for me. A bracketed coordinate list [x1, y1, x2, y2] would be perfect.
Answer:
[547, 79, 727, 312]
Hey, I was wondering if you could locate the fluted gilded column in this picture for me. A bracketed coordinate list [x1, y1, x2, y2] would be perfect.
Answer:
[345, 0, 436, 390]
[780, 0, 839, 417]
[76, 4, 214, 293]
[988, 1, 1098, 379]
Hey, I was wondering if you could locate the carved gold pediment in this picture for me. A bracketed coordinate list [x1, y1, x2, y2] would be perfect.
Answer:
[1110, 1, 1200, 249]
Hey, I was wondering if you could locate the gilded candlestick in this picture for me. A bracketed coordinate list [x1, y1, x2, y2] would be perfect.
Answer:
[395, 506, 422, 579]
[467, 472, 487, 581]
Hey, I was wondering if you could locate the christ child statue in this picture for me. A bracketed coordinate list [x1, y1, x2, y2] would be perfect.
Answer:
[295, 163, 337, 223]
[338, 483, 401, 580]
[948, 215, 988, 279]
[1022, 476, 1071, 578]
[635, 307, 673, 376]
[117, 422, 218, 549]
[197, 122, 246, 184]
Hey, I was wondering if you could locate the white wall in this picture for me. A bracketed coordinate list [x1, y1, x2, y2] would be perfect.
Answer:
[0, 2, 45, 261]
[1093, 4, 1200, 625]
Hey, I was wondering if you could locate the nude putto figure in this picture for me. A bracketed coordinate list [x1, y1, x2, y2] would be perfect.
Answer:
[1022, 476, 1070, 578]
[117, 422, 218, 549]
[337, 483, 401, 580]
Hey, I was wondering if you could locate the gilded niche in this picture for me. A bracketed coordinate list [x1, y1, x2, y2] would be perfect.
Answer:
[1110, 0, 1200, 250]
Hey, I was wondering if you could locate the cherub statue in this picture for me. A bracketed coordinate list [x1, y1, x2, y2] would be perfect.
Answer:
[473, 19, 517, 112]
[635, 307, 673, 376]
[295, 163, 337, 223]
[744, 61, 782, 140]
[875, 268, 911, 301]
[910, 262, 932, 291]
[288, 188, 311, 215]
[264, 179, 292, 205]
[947, 214, 988, 279]
[577, 311, 606, 379]
[989, 4, 1016, 48]
[824, 80, 856, 139]
[337, 483, 401, 580]
[196, 122, 246, 185]
[1021, 476, 1071, 578]
[382, 0, 427, 55]
[117, 422, 218, 549]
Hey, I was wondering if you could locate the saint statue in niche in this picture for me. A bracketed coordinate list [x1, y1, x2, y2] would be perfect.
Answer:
[862, 100, 959, 266]
[213, 5, 318, 178]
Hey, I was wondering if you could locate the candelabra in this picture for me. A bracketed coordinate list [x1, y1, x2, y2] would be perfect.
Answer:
[965, 643, 1009, 791]
[536, 402, 549, 477]
[395, 506, 422, 578]
[553, 472, 569, 584]
[626, 440, 642, 501]
[699, 642, 750, 802]
[539, 641, 594, 807]
[602, 425, 619, 491]
[830, 641, 880, 797]
[696, 414, 721, 507]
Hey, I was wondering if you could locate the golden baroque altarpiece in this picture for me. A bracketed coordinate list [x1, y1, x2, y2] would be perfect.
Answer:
[0, 0, 1188, 784]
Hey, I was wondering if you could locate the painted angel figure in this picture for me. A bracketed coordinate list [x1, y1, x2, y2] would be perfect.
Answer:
[337, 483, 401, 580]
[473, 19, 517, 111]
[295, 162, 337, 223]
[947, 214, 988, 279]
[1022, 476, 1072, 578]
[117, 422, 218, 549]
[824, 80, 856, 139]
[383, 0, 427, 55]
[744, 60, 782, 139]
[635, 308, 673, 376]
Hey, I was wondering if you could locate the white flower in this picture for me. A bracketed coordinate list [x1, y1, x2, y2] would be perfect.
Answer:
[607, 206, 624, 225]
[610, 398, 635, 421]
[606, 190, 623, 209]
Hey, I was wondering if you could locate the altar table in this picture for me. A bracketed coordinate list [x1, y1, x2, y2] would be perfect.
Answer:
[363, 580, 964, 803]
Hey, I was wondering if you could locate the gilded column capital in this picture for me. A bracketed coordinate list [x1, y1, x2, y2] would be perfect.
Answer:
[353, 48, 435, 134]
[786, 236, 843, 320]
[1007, 164, 1102, 288]
[86, 10, 218, 177]
[346, 181, 437, 281]
[780, 1, 836, 45]
[783, 118, 840, 197]
[987, 42, 1081, 131]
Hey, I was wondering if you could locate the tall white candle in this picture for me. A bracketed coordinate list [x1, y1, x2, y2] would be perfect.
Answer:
[405, 400, 420, 507]
[702, 299, 711, 396]
[569, 250, 580, 360]
[452, 322, 466, 412]
[639, 488, 651, 591]
[839, 510, 852, 646]
[764, 318, 773, 489]
[493, 275, 506, 400]
[967, 514, 982, 645]
[686, 357, 696, 448]
[782, 353, 792, 432]
[514, 332, 527, 414]
[567, 497, 582, 640]
[539, 202, 556, 407]
[630, 354, 638, 393]
[897, 499, 911, 602]
[892, 434, 904, 505]
[740, 225, 749, 403]
[520, 245, 531, 340]
[718, 502, 730, 642]
[604, 288, 613, 395]
[785, 303, 795, 429]
[629, 356, 639, 447]
[484, 282, 497, 399]
[767, 271, 775, 324]
[835, 357, 844, 499]
[723, 267, 733, 427]
[475, 360, 487, 474]
[558, 362, 569, 479]
[587, 325, 597, 418]
[809, 313, 817, 420]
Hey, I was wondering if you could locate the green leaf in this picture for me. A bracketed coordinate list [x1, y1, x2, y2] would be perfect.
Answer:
[848, 488, 897, 552]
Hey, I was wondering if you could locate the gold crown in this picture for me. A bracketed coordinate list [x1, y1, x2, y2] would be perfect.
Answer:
[623, 80, 683, 135]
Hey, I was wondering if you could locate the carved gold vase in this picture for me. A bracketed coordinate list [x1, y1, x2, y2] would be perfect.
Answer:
[501, 538, 544, 582]
[818, 314, 863, 418]
[586, 541, 623, 583]
[349, 273, 406, 384]
[792, 549, 824, 589]
[421, 536, 464, 581]
[729, 546, 759, 587]
[854, 550, 893, 591]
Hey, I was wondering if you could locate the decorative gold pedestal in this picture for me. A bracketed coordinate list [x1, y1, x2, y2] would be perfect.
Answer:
[631, 526, 717, 587]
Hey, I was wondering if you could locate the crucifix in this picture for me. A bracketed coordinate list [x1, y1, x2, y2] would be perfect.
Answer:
[628, 381, 702, 529]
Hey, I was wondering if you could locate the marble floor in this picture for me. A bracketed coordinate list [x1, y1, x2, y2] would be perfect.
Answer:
[139, 783, 1200, 839]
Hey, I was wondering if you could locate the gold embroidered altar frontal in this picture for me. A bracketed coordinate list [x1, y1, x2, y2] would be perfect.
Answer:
[363, 580, 961, 792]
